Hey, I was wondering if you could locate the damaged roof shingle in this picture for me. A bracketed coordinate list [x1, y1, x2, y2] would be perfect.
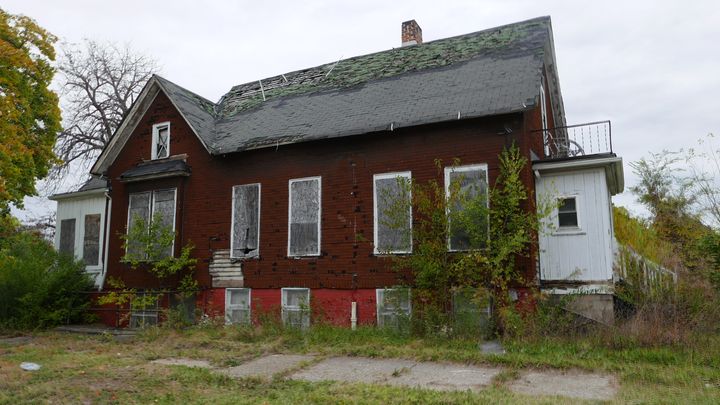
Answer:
[156, 17, 555, 155]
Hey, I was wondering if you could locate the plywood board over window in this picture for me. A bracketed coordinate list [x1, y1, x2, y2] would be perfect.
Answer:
[288, 177, 321, 257]
[444, 164, 489, 251]
[376, 288, 411, 329]
[373, 172, 412, 254]
[231, 184, 260, 259]
[226, 288, 251, 325]
[83, 214, 101, 266]
[282, 288, 310, 329]
[59, 218, 76, 256]
[126, 189, 176, 258]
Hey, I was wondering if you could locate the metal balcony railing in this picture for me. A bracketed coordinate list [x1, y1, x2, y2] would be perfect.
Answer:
[533, 120, 613, 160]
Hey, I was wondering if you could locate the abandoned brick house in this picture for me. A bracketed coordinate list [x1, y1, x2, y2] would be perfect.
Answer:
[52, 16, 625, 327]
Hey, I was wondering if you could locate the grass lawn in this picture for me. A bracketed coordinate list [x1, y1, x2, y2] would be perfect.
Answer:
[1, 325, 719, 404]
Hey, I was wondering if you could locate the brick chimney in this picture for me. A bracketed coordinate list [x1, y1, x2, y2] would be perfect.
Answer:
[401, 20, 423, 46]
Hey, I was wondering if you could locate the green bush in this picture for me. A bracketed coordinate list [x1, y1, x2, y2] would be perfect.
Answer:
[0, 229, 94, 329]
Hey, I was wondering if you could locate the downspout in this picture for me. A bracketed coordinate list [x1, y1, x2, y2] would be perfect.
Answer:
[98, 188, 112, 291]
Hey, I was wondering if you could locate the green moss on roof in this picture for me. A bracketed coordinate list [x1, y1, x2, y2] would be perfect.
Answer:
[219, 18, 549, 117]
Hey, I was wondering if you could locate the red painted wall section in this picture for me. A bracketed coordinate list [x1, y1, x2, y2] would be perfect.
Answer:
[310, 289, 377, 326]
[183, 288, 379, 327]
[250, 289, 282, 323]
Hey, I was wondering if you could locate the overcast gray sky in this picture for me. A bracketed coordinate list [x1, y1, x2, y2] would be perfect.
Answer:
[5, 0, 720, 220]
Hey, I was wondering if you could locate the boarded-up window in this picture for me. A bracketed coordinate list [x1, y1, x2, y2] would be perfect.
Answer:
[231, 184, 260, 258]
[59, 218, 76, 256]
[282, 288, 310, 329]
[288, 177, 321, 256]
[373, 172, 412, 254]
[152, 189, 176, 258]
[152, 122, 170, 159]
[130, 290, 159, 328]
[126, 189, 176, 258]
[226, 288, 251, 325]
[452, 288, 492, 336]
[127, 192, 151, 257]
[83, 214, 101, 266]
[376, 288, 411, 329]
[445, 164, 489, 251]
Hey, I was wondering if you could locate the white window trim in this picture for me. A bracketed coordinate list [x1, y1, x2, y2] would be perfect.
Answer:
[225, 288, 251, 325]
[373, 171, 412, 255]
[83, 213, 103, 270]
[230, 183, 261, 259]
[553, 194, 584, 235]
[125, 191, 151, 255]
[281, 287, 310, 328]
[444, 164, 489, 252]
[129, 290, 159, 328]
[287, 176, 322, 257]
[126, 188, 177, 257]
[151, 121, 171, 160]
[376, 288, 412, 326]
[151, 188, 178, 257]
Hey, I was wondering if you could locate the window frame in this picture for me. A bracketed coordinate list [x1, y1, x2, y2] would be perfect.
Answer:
[373, 171, 413, 255]
[230, 183, 261, 259]
[554, 194, 582, 233]
[151, 122, 171, 160]
[59, 218, 77, 257]
[225, 288, 252, 325]
[287, 176, 322, 257]
[126, 188, 177, 258]
[129, 290, 159, 328]
[82, 213, 102, 268]
[444, 163, 489, 252]
[281, 287, 310, 329]
[376, 288, 412, 328]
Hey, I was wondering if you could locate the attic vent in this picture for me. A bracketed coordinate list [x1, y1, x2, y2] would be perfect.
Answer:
[401, 20, 423, 46]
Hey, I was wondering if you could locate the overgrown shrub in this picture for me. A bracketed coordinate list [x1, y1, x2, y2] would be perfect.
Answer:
[0, 229, 94, 329]
[379, 145, 545, 338]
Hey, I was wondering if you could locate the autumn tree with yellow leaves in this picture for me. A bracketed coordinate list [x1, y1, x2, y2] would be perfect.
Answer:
[0, 9, 61, 218]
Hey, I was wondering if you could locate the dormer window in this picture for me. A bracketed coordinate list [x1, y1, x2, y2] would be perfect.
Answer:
[151, 122, 170, 160]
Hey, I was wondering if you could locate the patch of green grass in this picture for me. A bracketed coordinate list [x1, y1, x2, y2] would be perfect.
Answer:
[1, 326, 719, 404]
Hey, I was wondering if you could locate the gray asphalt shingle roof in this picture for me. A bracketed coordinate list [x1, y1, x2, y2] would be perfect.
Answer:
[120, 159, 190, 181]
[156, 16, 556, 155]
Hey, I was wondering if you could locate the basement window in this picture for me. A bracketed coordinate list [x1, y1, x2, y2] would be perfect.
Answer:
[129, 290, 159, 328]
[151, 122, 170, 160]
[231, 184, 261, 259]
[83, 214, 101, 266]
[282, 288, 310, 329]
[444, 164, 489, 251]
[376, 288, 411, 329]
[59, 218, 76, 256]
[558, 197, 579, 228]
[373, 172, 412, 254]
[225, 288, 251, 325]
[126, 189, 177, 258]
[288, 177, 321, 257]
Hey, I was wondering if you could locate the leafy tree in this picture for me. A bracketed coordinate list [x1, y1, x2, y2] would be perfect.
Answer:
[52, 40, 158, 179]
[99, 215, 197, 325]
[0, 9, 61, 215]
[630, 152, 709, 269]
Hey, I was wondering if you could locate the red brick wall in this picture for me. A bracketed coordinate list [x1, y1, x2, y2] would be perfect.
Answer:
[105, 92, 539, 292]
